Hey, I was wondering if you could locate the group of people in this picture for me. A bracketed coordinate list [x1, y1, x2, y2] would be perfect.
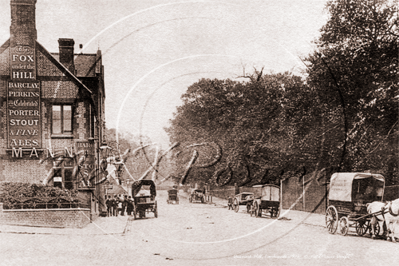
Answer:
[105, 194, 134, 217]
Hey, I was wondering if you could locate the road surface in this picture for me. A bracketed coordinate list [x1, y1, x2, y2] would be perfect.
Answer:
[1, 190, 398, 266]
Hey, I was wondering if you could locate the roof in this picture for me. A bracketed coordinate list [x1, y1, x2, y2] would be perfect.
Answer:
[330, 172, 385, 184]
[329, 172, 385, 202]
[35, 42, 93, 95]
[52, 53, 98, 77]
[106, 184, 127, 195]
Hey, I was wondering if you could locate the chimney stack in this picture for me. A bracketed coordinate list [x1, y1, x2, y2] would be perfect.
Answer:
[10, 0, 37, 47]
[58, 38, 75, 74]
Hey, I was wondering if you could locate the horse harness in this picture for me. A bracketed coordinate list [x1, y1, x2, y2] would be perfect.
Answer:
[387, 201, 399, 217]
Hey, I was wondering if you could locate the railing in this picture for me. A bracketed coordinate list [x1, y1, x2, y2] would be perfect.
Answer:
[1, 197, 85, 210]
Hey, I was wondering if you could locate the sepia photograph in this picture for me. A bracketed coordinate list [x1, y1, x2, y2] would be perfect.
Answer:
[0, 0, 398, 265]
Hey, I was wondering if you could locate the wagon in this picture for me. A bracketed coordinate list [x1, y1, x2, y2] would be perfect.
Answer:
[167, 188, 179, 204]
[232, 192, 254, 213]
[189, 189, 205, 203]
[250, 184, 280, 218]
[131, 180, 158, 219]
[325, 172, 385, 236]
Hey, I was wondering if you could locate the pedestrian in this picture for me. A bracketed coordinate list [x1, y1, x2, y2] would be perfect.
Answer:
[105, 195, 112, 217]
[117, 198, 123, 216]
[113, 195, 119, 216]
[121, 195, 127, 216]
[127, 196, 134, 216]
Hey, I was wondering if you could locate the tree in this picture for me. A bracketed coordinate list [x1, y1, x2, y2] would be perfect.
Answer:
[166, 72, 321, 185]
[305, 0, 398, 183]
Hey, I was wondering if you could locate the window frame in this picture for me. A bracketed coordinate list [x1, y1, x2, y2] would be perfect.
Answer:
[51, 104, 73, 136]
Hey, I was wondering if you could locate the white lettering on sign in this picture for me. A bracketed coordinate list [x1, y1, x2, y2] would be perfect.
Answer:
[8, 91, 39, 97]
[30, 148, 39, 158]
[9, 119, 39, 126]
[8, 82, 39, 89]
[77, 142, 94, 148]
[12, 148, 23, 158]
[10, 139, 39, 147]
[9, 110, 39, 116]
[9, 99, 38, 107]
[12, 72, 34, 79]
[9, 129, 38, 136]
[12, 54, 34, 62]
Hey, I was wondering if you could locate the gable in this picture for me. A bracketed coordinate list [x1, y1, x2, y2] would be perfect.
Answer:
[37, 49, 64, 77]
[0, 39, 10, 76]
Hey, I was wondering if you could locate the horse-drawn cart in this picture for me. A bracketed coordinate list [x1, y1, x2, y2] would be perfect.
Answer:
[250, 184, 280, 218]
[232, 192, 254, 213]
[326, 172, 385, 236]
[131, 180, 158, 219]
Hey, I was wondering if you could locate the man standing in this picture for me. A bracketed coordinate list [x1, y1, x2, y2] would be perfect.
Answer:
[113, 195, 119, 216]
[126, 196, 134, 216]
[121, 195, 127, 216]
[105, 195, 112, 217]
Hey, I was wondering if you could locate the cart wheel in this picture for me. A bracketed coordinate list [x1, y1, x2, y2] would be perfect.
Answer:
[339, 217, 349, 236]
[246, 203, 252, 213]
[355, 220, 368, 236]
[233, 199, 239, 213]
[325, 206, 338, 234]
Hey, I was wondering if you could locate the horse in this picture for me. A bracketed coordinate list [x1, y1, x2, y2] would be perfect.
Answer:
[367, 198, 399, 242]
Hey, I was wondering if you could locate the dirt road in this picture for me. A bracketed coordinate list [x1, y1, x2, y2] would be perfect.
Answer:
[1, 190, 398, 266]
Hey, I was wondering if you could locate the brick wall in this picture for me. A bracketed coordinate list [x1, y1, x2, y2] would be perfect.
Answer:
[37, 50, 63, 76]
[0, 204, 91, 228]
[0, 47, 9, 75]
[1, 159, 47, 183]
[41, 80, 78, 99]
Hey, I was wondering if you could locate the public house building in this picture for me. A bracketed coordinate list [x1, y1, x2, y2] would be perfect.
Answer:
[0, 0, 106, 209]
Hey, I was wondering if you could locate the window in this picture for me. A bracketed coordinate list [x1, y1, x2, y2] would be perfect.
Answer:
[52, 105, 72, 135]
[52, 159, 75, 190]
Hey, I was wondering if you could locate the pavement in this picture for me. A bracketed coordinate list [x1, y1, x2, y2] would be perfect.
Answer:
[0, 191, 326, 235]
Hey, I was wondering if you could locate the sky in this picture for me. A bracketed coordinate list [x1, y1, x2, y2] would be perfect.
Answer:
[0, 0, 329, 148]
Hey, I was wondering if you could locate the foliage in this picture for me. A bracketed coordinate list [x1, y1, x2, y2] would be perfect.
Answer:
[0, 182, 79, 208]
[165, 72, 321, 185]
[166, 0, 398, 186]
[305, 0, 398, 183]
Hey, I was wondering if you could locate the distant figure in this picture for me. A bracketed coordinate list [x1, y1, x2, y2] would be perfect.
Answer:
[105, 195, 112, 217]
[127, 196, 134, 216]
[121, 195, 127, 216]
[113, 195, 119, 216]
[228, 196, 233, 210]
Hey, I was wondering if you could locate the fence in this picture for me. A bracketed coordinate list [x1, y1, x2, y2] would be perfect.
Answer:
[2, 197, 86, 210]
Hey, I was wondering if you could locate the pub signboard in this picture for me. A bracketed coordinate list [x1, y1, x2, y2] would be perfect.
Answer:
[7, 42, 41, 153]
